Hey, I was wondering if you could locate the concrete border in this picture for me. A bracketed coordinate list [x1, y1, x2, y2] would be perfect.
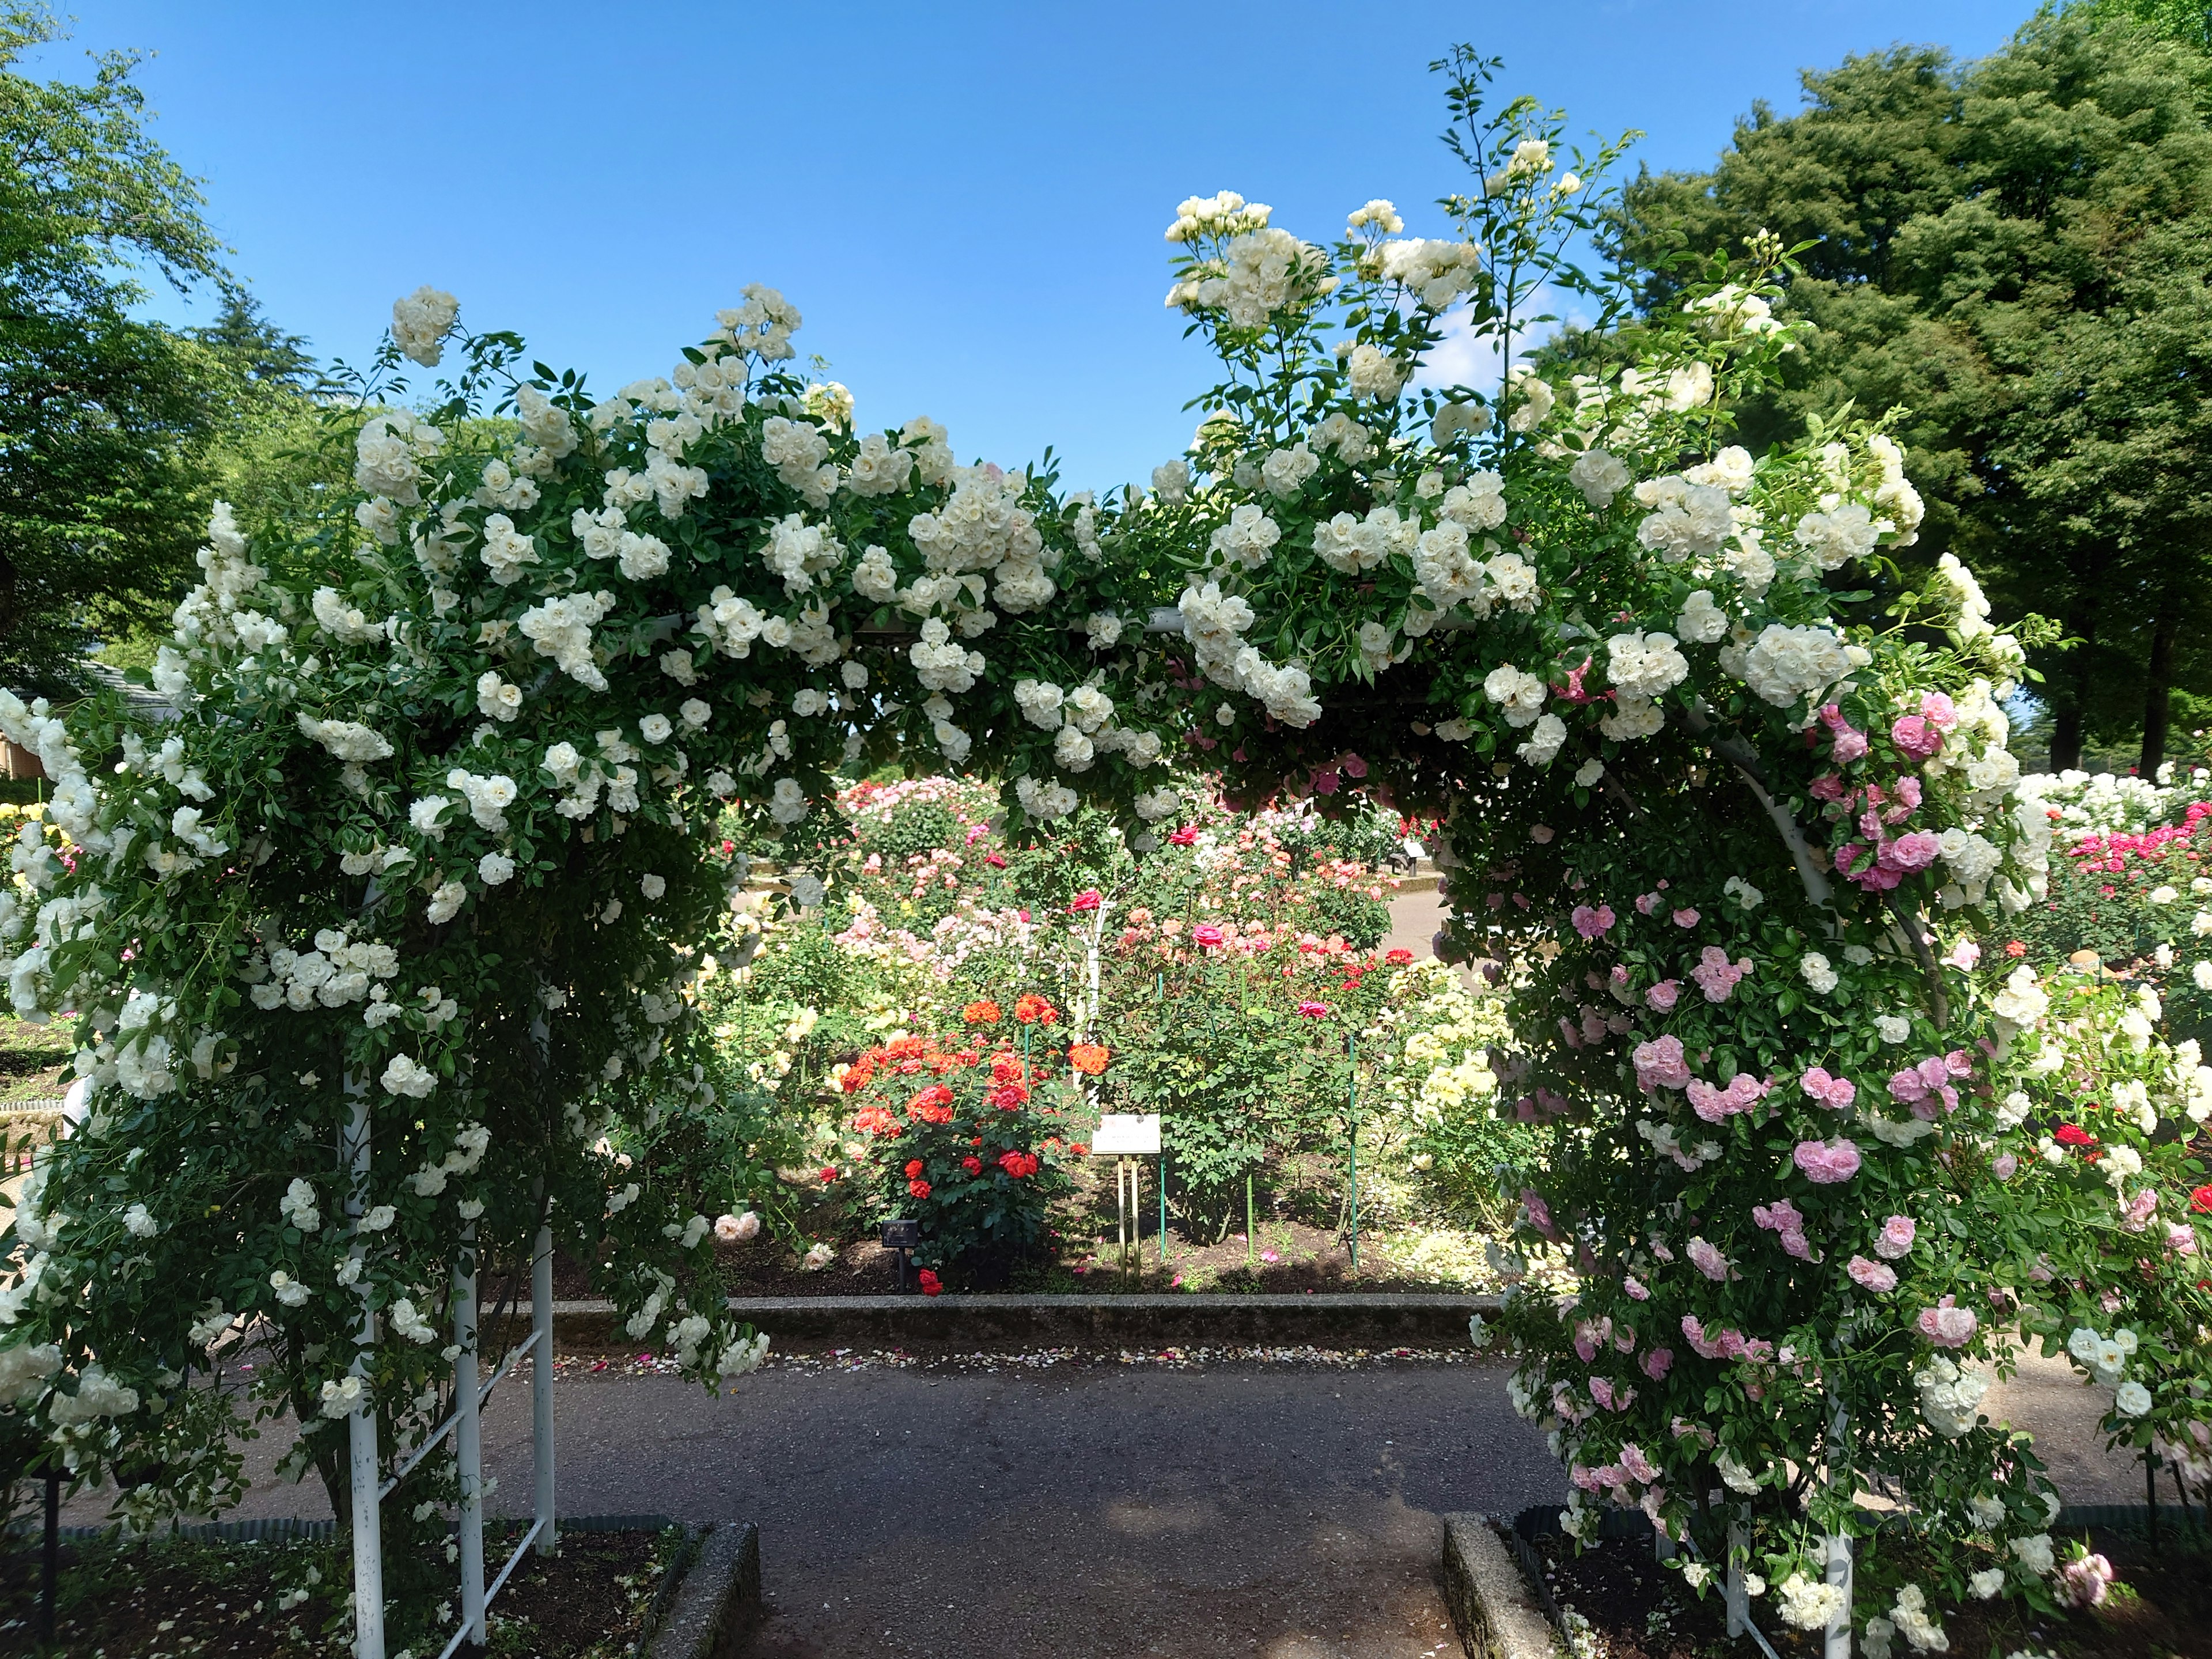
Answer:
[498, 1291, 1499, 1351]
[1441, 1513, 1560, 1659]
[644, 1520, 761, 1659]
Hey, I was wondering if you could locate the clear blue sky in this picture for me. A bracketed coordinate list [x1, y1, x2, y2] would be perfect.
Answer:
[33, 2, 2032, 493]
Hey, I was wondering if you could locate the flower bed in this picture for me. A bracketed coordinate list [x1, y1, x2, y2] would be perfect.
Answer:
[0, 1521, 694, 1658]
[1513, 1516, 2212, 1659]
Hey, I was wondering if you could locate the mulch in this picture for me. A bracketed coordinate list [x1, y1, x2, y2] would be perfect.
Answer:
[0, 1522, 674, 1658]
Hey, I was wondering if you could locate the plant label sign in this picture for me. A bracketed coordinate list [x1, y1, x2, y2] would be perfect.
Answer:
[1090, 1113, 1161, 1156]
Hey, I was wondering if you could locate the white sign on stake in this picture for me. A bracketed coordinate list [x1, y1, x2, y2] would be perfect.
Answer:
[1090, 1113, 1161, 1156]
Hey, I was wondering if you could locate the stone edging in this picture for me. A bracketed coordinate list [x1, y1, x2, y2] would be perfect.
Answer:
[1440, 1513, 1561, 1659]
[506, 1291, 1500, 1350]
[644, 1520, 761, 1659]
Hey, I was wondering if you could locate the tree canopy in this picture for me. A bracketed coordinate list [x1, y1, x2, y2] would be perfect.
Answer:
[1614, 12, 2212, 773]
[0, 6, 306, 692]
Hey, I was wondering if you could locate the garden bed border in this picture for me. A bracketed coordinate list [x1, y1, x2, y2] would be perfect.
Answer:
[505, 1291, 1501, 1351]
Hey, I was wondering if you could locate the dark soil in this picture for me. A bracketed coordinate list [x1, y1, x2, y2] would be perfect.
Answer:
[530, 1153, 1494, 1299]
[1532, 1524, 2212, 1659]
[0, 1522, 679, 1658]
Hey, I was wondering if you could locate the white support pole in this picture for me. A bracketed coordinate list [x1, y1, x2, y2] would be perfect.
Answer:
[1725, 1511, 1749, 1639]
[1824, 1529, 1853, 1659]
[1824, 1396, 1853, 1659]
[343, 1086, 385, 1659]
[452, 1225, 486, 1647]
[531, 1222, 557, 1556]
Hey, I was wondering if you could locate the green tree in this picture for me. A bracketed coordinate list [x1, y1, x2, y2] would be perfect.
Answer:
[1613, 15, 2212, 774]
[0, 5, 249, 691]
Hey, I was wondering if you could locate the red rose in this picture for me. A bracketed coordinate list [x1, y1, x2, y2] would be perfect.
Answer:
[904, 1158, 925, 1179]
[1169, 825, 1199, 846]
[1385, 948, 1414, 964]
[1070, 889, 1102, 912]
[918, 1269, 942, 1296]
[2055, 1124, 2096, 1147]
[908, 1179, 931, 1199]
[962, 1155, 983, 1175]
[820, 1166, 839, 1184]
[2191, 1185, 2212, 1214]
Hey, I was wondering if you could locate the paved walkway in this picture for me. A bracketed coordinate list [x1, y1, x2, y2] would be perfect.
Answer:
[73, 1359, 1555, 1658]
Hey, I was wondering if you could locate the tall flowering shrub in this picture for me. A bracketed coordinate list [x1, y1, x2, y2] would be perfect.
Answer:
[1119, 47, 2126, 1648]
[0, 278, 1155, 1588]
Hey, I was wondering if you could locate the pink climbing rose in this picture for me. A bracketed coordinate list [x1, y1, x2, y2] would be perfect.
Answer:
[1793, 1138, 1863, 1184]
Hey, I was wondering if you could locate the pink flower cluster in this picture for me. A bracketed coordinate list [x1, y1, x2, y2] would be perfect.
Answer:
[1752, 1198, 1811, 1259]
[1888, 1051, 1972, 1120]
[1794, 1138, 1863, 1184]
[1690, 946, 1752, 1002]
[1846, 1254, 1897, 1293]
[1889, 692, 1959, 762]
[1681, 1315, 1772, 1362]
[1688, 1071, 1768, 1123]
[1916, 1296, 1978, 1347]
[2067, 801, 2211, 873]
[1633, 1035, 1691, 1090]
[1571, 903, 1617, 940]
[1799, 1066, 1857, 1109]
[1644, 978, 1680, 1012]
[1874, 1214, 1916, 1259]
[1686, 1236, 1732, 1281]
[1818, 701, 1869, 762]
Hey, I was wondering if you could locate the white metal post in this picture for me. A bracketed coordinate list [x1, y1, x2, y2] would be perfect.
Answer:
[452, 1226, 486, 1646]
[343, 1085, 385, 1659]
[1725, 1511, 1749, 1639]
[1824, 1396, 1853, 1658]
[531, 1222, 557, 1556]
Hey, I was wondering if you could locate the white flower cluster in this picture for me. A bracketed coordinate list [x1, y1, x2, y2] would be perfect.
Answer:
[1167, 225, 1331, 328]
[391, 286, 459, 366]
[1730, 623, 1856, 710]
[1912, 1354, 1987, 1437]
[245, 929, 400, 1013]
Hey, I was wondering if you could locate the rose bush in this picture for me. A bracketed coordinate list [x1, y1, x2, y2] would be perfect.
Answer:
[831, 1007, 1083, 1279]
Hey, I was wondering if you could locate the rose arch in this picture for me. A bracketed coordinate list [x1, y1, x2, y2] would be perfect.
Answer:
[3, 49, 2207, 1659]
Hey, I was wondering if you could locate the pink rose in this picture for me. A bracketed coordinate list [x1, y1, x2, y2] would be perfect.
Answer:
[1799, 1066, 1857, 1109]
[1520, 1190, 1556, 1239]
[2165, 1222, 2198, 1256]
[1882, 830, 1942, 870]
[1687, 1071, 1767, 1123]
[1846, 1255, 1897, 1293]
[1340, 752, 1368, 779]
[1891, 714, 1944, 760]
[1916, 1296, 1978, 1348]
[1873, 1215, 1916, 1260]
[1794, 1138, 1862, 1184]
[1620, 1442, 1660, 1482]
[1687, 1236, 1731, 1281]
[1633, 1035, 1691, 1090]
[2059, 1552, 2113, 1610]
[2119, 1188, 2159, 1233]
[1919, 691, 1959, 730]
[1992, 1153, 2018, 1181]
[1645, 979, 1681, 1012]
[1635, 892, 1662, 916]
[1624, 1274, 1650, 1301]
[1589, 1377, 1616, 1410]
[1571, 903, 1617, 940]
[1672, 907, 1700, 928]
[1641, 1347, 1673, 1381]
[1690, 945, 1752, 1002]
[1193, 924, 1224, 947]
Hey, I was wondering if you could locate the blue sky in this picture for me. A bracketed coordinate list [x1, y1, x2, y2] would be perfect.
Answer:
[33, 1, 2031, 491]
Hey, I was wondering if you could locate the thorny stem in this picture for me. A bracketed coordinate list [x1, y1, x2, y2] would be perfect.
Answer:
[1885, 893, 1950, 1031]
[1679, 702, 1833, 911]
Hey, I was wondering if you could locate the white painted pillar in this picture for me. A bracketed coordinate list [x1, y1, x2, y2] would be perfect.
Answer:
[452, 1225, 486, 1645]
[343, 1085, 384, 1659]
[532, 1222, 557, 1555]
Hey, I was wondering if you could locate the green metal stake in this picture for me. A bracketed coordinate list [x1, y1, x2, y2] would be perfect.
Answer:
[1246, 1172, 1255, 1269]
[1347, 1032, 1359, 1275]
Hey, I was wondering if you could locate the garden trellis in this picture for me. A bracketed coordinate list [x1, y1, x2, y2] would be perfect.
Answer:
[2, 44, 2209, 1659]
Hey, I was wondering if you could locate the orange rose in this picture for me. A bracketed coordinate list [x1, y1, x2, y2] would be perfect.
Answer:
[963, 999, 1003, 1025]
[1067, 1043, 1109, 1077]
